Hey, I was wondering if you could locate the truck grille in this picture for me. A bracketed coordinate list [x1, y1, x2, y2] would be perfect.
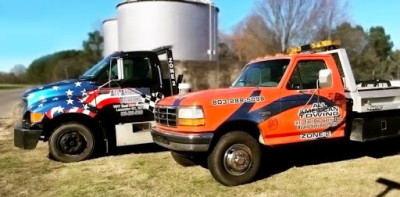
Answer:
[154, 106, 177, 127]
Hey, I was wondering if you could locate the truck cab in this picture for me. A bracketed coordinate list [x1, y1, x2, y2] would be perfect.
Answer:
[151, 40, 400, 186]
[14, 46, 182, 162]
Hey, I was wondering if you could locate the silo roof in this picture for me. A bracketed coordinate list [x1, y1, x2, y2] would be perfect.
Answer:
[102, 18, 118, 24]
[116, 0, 219, 11]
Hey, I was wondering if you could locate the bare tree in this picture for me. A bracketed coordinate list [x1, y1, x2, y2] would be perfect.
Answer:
[218, 31, 237, 60]
[231, 14, 278, 61]
[256, 0, 347, 52]
[10, 64, 26, 77]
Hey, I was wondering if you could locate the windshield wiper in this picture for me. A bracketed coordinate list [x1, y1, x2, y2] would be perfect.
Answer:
[79, 75, 93, 80]
[238, 79, 258, 87]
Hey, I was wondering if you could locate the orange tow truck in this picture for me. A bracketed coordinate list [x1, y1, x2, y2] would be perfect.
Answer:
[151, 40, 400, 185]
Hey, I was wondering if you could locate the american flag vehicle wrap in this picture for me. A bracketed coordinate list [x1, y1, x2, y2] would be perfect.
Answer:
[23, 79, 162, 123]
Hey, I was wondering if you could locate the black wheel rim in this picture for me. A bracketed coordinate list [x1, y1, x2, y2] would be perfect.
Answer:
[58, 130, 87, 155]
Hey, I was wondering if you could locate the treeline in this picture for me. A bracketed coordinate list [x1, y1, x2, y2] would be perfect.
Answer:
[0, 74, 25, 84]
[1, 30, 103, 84]
[0, 64, 26, 84]
[26, 31, 103, 84]
[335, 24, 399, 80]
[219, 0, 400, 81]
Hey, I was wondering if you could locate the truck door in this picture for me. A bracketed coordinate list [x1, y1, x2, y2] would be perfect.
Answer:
[93, 55, 159, 146]
[94, 55, 157, 124]
[278, 58, 345, 143]
[113, 55, 156, 123]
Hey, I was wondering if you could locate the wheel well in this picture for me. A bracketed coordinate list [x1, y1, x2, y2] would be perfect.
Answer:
[43, 114, 102, 141]
[209, 120, 261, 152]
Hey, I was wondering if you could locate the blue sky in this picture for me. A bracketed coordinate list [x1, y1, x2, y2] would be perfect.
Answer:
[0, 0, 399, 73]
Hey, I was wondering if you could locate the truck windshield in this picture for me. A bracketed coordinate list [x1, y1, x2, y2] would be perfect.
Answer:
[232, 59, 291, 87]
[80, 53, 118, 79]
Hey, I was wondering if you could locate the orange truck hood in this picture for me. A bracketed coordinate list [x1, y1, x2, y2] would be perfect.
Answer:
[156, 87, 275, 132]
[157, 87, 258, 107]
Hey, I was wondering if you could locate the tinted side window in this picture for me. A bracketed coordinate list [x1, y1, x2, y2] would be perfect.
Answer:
[287, 60, 327, 90]
[97, 57, 154, 88]
[123, 57, 152, 81]
[122, 57, 153, 87]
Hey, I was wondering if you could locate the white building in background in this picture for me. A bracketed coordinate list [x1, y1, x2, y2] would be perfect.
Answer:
[102, 18, 119, 57]
[103, 0, 219, 61]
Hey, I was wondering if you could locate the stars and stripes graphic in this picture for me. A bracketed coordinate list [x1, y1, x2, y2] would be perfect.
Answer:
[45, 84, 98, 119]
[26, 80, 164, 120]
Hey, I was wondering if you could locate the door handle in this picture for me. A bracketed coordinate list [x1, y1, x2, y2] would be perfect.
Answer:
[297, 89, 315, 94]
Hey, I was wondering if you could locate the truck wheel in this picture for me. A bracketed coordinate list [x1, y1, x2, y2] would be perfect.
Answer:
[208, 131, 261, 186]
[171, 151, 197, 167]
[49, 122, 95, 163]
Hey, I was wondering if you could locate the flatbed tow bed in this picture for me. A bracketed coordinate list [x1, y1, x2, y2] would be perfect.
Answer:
[322, 48, 400, 142]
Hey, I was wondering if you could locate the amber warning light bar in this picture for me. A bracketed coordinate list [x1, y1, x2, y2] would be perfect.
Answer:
[287, 40, 341, 54]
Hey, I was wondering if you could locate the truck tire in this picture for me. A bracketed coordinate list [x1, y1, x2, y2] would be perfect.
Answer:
[49, 122, 95, 163]
[208, 131, 261, 186]
[171, 151, 197, 167]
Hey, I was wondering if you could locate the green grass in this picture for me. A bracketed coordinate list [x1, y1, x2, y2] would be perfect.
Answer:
[2, 118, 400, 196]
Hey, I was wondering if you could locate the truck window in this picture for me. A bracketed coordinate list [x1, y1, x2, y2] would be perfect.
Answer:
[96, 57, 153, 87]
[97, 59, 118, 85]
[232, 59, 290, 87]
[123, 57, 152, 80]
[121, 57, 153, 87]
[287, 60, 328, 90]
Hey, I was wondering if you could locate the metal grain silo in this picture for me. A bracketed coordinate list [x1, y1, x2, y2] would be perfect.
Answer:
[102, 18, 119, 57]
[117, 0, 218, 61]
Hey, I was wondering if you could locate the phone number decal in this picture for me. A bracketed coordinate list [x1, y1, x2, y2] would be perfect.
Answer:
[212, 96, 265, 106]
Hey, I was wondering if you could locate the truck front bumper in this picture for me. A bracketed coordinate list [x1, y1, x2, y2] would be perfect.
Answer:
[151, 128, 213, 152]
[14, 126, 42, 150]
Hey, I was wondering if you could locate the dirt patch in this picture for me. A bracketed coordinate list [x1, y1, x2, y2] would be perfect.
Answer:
[0, 102, 22, 140]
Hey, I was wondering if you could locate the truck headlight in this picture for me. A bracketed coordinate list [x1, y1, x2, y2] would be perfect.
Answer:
[178, 107, 205, 126]
[30, 112, 44, 123]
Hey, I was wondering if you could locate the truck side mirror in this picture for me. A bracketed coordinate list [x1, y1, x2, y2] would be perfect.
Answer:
[319, 69, 332, 88]
[177, 74, 183, 84]
[117, 58, 124, 80]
